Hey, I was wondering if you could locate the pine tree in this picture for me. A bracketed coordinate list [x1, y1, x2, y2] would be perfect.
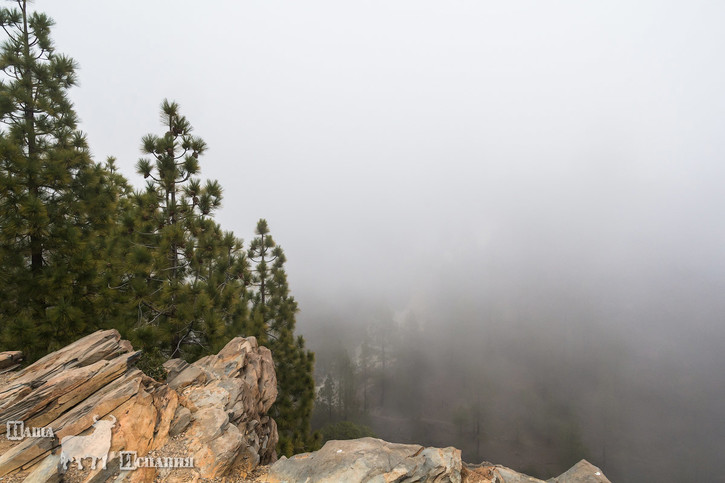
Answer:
[0, 1, 117, 359]
[359, 333, 373, 414]
[91, 157, 136, 330]
[248, 219, 319, 455]
[117, 100, 247, 361]
[333, 348, 358, 420]
[318, 374, 336, 423]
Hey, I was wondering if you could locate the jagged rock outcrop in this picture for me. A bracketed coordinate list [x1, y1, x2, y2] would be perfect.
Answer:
[163, 336, 278, 478]
[266, 437, 462, 483]
[0, 329, 277, 482]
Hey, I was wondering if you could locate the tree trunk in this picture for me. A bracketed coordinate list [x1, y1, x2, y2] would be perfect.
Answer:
[21, 0, 41, 274]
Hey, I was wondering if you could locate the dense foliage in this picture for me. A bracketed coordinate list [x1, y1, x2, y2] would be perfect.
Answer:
[0, 0, 117, 359]
[0, 0, 317, 454]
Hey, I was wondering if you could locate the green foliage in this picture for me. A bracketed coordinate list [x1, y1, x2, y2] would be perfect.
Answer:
[0, 1, 118, 360]
[106, 100, 249, 361]
[319, 421, 376, 444]
[135, 347, 169, 382]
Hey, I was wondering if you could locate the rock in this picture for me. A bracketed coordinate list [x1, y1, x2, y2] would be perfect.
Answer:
[0, 330, 278, 482]
[186, 407, 230, 443]
[23, 452, 62, 483]
[460, 460, 612, 483]
[110, 376, 179, 457]
[167, 364, 206, 390]
[547, 460, 611, 483]
[266, 437, 462, 483]
[266, 447, 613, 483]
[491, 466, 546, 483]
[169, 406, 192, 437]
[0, 350, 23, 370]
[192, 423, 245, 478]
[491, 465, 544, 483]
[169, 335, 279, 478]
[0, 358, 172, 480]
[1, 351, 141, 431]
[0, 332, 145, 477]
[0, 330, 131, 417]
[0, 431, 58, 477]
[162, 358, 189, 381]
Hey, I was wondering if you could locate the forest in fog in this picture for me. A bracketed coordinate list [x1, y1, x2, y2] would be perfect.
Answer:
[301, 254, 725, 482]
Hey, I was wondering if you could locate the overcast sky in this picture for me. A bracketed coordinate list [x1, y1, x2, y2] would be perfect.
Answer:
[37, 1, 725, 316]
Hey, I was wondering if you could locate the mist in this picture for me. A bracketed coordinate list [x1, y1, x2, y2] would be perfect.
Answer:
[36, 1, 725, 481]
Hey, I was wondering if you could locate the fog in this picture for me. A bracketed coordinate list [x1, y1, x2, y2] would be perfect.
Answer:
[39, 1, 725, 481]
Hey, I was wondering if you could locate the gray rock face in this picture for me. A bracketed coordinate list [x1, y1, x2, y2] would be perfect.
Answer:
[547, 460, 611, 483]
[266, 437, 462, 483]
[492, 466, 546, 483]
[461, 460, 610, 483]
[168, 406, 192, 437]
[264, 441, 612, 483]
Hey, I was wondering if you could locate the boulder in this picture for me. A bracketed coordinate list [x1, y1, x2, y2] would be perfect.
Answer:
[460, 460, 612, 483]
[461, 462, 545, 483]
[266, 437, 462, 483]
[547, 460, 611, 483]
[266, 447, 612, 483]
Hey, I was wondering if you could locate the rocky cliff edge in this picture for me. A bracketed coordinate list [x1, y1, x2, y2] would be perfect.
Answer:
[0, 331, 610, 483]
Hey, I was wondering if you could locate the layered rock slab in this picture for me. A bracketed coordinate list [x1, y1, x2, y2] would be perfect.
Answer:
[0, 330, 278, 482]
